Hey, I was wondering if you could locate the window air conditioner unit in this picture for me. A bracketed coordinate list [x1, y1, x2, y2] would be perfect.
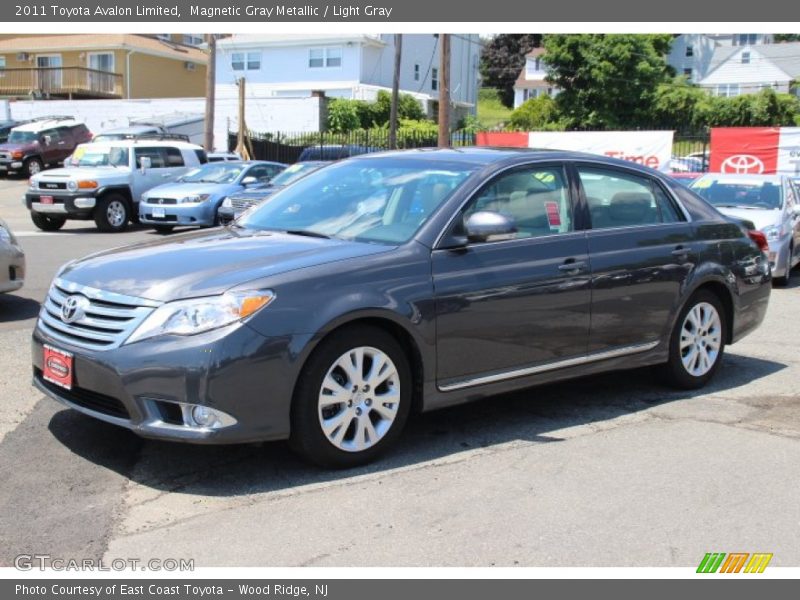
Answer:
[17, 52, 31, 61]
[185, 61, 196, 71]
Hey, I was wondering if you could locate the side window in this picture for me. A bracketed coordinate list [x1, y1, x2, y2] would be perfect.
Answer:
[578, 166, 684, 229]
[464, 165, 572, 240]
[134, 147, 166, 168]
[194, 149, 208, 164]
[42, 128, 60, 144]
[245, 164, 274, 182]
[165, 147, 185, 167]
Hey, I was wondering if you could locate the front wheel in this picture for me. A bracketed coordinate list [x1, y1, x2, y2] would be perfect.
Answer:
[31, 212, 66, 231]
[24, 157, 43, 177]
[290, 326, 412, 468]
[94, 194, 130, 232]
[660, 291, 726, 390]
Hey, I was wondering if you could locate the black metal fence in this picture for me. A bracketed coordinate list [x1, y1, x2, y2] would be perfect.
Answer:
[229, 130, 476, 164]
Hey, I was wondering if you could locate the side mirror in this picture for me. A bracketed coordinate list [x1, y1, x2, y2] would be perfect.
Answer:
[241, 176, 257, 186]
[464, 211, 517, 243]
[41, 135, 51, 145]
[139, 156, 152, 173]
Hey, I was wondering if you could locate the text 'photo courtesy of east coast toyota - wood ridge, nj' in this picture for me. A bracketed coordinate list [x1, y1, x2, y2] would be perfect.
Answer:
[0, 0, 799, 594]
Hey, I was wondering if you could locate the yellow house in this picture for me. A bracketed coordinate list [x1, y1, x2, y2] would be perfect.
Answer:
[0, 34, 208, 100]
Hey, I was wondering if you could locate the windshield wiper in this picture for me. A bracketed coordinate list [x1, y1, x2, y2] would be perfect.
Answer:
[285, 229, 331, 239]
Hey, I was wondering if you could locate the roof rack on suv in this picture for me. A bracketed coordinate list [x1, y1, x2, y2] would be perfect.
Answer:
[134, 133, 192, 142]
[30, 115, 75, 122]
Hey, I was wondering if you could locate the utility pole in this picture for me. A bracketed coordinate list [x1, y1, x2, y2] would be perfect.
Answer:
[389, 34, 402, 150]
[235, 77, 251, 160]
[437, 33, 451, 148]
[203, 34, 216, 152]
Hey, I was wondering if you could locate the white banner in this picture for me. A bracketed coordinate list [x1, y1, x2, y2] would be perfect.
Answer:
[527, 130, 674, 172]
[776, 127, 800, 176]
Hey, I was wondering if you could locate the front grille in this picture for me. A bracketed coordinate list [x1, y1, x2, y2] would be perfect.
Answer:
[145, 197, 178, 205]
[35, 368, 130, 420]
[38, 181, 67, 190]
[230, 197, 257, 210]
[37, 278, 159, 351]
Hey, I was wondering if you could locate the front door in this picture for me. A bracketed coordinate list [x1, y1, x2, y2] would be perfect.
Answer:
[575, 163, 696, 353]
[36, 55, 62, 93]
[432, 162, 591, 389]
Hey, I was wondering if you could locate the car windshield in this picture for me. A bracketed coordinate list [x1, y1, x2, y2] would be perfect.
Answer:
[8, 131, 37, 143]
[691, 177, 783, 209]
[269, 163, 324, 187]
[73, 146, 130, 167]
[181, 163, 244, 184]
[238, 158, 476, 244]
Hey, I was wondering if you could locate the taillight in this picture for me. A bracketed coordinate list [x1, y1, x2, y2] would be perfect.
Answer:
[747, 230, 769, 253]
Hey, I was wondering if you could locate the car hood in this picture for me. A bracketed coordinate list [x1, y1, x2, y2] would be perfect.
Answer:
[0, 142, 36, 152]
[230, 186, 281, 201]
[58, 228, 393, 302]
[35, 166, 122, 180]
[146, 182, 240, 198]
[715, 207, 783, 231]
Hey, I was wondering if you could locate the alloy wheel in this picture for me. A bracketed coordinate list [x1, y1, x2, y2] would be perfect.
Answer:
[679, 302, 722, 377]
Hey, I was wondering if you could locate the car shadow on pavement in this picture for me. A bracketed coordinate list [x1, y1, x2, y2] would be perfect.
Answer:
[0, 294, 40, 322]
[46, 352, 786, 497]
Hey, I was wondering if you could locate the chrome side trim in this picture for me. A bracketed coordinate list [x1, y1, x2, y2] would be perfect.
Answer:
[438, 340, 660, 392]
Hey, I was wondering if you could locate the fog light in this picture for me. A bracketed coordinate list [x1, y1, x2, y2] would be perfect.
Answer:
[73, 197, 96, 209]
[191, 405, 217, 427]
[11, 161, 22, 168]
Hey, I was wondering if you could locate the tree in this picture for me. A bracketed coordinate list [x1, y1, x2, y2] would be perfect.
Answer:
[480, 34, 542, 107]
[326, 98, 361, 133]
[774, 34, 800, 43]
[651, 77, 712, 130]
[542, 34, 674, 128]
[509, 95, 562, 130]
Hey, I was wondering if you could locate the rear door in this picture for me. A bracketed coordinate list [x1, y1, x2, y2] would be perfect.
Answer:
[575, 163, 695, 353]
[39, 128, 63, 165]
[432, 162, 591, 389]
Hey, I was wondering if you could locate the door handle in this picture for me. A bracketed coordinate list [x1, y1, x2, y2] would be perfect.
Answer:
[558, 260, 587, 273]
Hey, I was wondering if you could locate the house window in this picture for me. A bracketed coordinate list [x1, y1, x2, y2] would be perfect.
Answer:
[683, 68, 693, 80]
[0, 56, 5, 70]
[156, 34, 172, 42]
[741, 51, 751, 64]
[534, 57, 541, 70]
[308, 47, 342, 69]
[232, 52, 260, 71]
[183, 34, 204, 46]
[717, 84, 741, 97]
[737, 34, 757, 46]
[685, 45, 694, 57]
[414, 63, 420, 81]
[431, 67, 438, 91]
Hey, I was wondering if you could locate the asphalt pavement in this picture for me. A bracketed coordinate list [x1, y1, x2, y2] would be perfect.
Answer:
[1, 175, 798, 568]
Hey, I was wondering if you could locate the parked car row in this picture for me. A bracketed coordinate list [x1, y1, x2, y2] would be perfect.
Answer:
[0, 116, 92, 177]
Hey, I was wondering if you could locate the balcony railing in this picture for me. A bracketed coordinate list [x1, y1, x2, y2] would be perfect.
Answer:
[0, 67, 123, 99]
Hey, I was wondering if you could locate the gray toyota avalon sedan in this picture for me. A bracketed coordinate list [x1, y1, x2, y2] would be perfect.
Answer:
[33, 148, 771, 467]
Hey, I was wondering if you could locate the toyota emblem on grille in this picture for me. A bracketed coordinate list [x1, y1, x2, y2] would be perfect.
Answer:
[61, 295, 90, 324]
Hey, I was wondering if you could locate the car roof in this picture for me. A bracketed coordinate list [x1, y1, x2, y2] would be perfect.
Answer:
[347, 147, 669, 173]
[77, 139, 203, 149]
[13, 118, 83, 132]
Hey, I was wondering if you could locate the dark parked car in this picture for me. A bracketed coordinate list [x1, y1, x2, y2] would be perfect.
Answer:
[33, 149, 771, 467]
[0, 117, 92, 176]
[0, 119, 30, 144]
[297, 144, 375, 161]
[218, 161, 328, 224]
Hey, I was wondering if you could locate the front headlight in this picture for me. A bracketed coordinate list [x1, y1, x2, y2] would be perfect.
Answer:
[124, 289, 275, 345]
[177, 194, 210, 204]
[221, 197, 232, 208]
[67, 180, 78, 191]
[761, 223, 785, 241]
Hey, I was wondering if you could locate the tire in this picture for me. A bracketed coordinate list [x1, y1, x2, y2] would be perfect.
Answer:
[94, 194, 130, 232]
[24, 157, 43, 177]
[154, 225, 175, 234]
[660, 290, 726, 390]
[290, 325, 412, 468]
[774, 245, 793, 287]
[30, 212, 66, 231]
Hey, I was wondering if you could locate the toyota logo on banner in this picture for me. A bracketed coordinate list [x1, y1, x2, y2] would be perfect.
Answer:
[721, 154, 765, 174]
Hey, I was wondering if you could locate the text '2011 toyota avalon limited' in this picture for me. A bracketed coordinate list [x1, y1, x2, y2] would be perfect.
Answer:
[33, 148, 771, 467]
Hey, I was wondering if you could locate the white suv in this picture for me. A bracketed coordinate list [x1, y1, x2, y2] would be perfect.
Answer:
[25, 139, 206, 232]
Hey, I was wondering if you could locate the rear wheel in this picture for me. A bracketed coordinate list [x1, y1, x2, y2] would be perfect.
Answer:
[31, 212, 66, 231]
[660, 291, 726, 390]
[94, 194, 130, 232]
[290, 326, 412, 468]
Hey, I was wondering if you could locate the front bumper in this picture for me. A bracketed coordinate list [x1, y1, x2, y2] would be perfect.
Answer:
[139, 200, 218, 227]
[32, 321, 305, 444]
[25, 191, 97, 218]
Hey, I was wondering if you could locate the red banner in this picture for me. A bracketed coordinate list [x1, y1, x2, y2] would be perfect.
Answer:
[709, 127, 781, 174]
[476, 132, 528, 147]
